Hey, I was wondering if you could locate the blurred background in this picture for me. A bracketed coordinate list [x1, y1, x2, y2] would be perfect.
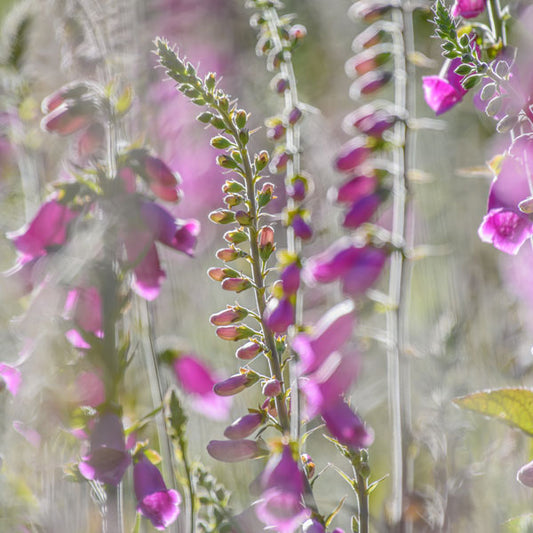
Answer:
[1, 0, 532, 531]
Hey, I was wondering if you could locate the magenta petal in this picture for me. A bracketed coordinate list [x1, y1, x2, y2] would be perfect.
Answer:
[264, 298, 294, 333]
[478, 208, 533, 255]
[255, 489, 311, 533]
[451, 0, 486, 18]
[422, 76, 463, 115]
[342, 194, 381, 228]
[0, 363, 21, 396]
[341, 247, 387, 296]
[7, 199, 78, 259]
[173, 218, 200, 256]
[207, 439, 261, 462]
[321, 399, 374, 449]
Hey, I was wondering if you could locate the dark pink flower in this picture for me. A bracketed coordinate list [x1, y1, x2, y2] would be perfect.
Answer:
[292, 300, 355, 375]
[236, 340, 263, 360]
[337, 174, 378, 204]
[0, 363, 21, 396]
[255, 444, 310, 533]
[134, 454, 181, 530]
[224, 412, 263, 440]
[292, 215, 313, 241]
[41, 101, 96, 136]
[214, 371, 258, 396]
[321, 399, 374, 449]
[343, 193, 382, 228]
[207, 439, 262, 462]
[264, 298, 295, 333]
[341, 247, 388, 296]
[79, 412, 131, 486]
[262, 378, 282, 398]
[172, 354, 231, 420]
[7, 199, 78, 260]
[451, 0, 486, 18]
[335, 137, 371, 173]
[281, 263, 301, 295]
[478, 138, 533, 254]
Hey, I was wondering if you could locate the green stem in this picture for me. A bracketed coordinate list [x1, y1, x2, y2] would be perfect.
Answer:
[355, 471, 369, 533]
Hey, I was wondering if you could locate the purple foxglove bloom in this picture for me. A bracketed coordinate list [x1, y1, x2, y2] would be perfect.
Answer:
[479, 141, 533, 254]
[0, 363, 21, 396]
[262, 378, 282, 398]
[207, 439, 262, 462]
[224, 412, 263, 440]
[321, 399, 374, 449]
[236, 340, 263, 360]
[451, 0, 486, 18]
[343, 193, 382, 228]
[351, 70, 393, 97]
[142, 155, 181, 203]
[303, 518, 326, 533]
[335, 137, 371, 172]
[292, 215, 313, 241]
[287, 178, 307, 202]
[300, 352, 360, 419]
[134, 455, 181, 530]
[172, 354, 231, 420]
[422, 76, 463, 115]
[517, 459, 533, 487]
[214, 371, 258, 396]
[292, 300, 355, 375]
[256, 444, 310, 532]
[79, 412, 131, 486]
[264, 297, 295, 333]
[337, 174, 377, 204]
[341, 247, 388, 296]
[7, 199, 78, 260]
[281, 263, 301, 295]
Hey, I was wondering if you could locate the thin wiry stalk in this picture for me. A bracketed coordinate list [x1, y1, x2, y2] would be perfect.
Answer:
[386, 1, 414, 528]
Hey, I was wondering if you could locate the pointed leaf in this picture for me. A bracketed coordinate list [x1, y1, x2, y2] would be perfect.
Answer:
[454, 388, 533, 436]
[325, 496, 346, 527]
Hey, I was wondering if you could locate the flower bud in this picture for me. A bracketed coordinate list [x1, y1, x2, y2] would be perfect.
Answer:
[41, 101, 97, 136]
[262, 378, 282, 397]
[235, 109, 248, 129]
[289, 24, 307, 41]
[41, 81, 93, 114]
[271, 150, 291, 173]
[255, 150, 270, 171]
[451, 0, 486, 19]
[257, 182, 275, 207]
[224, 229, 248, 244]
[214, 371, 259, 396]
[349, 1, 395, 22]
[292, 214, 313, 241]
[217, 154, 239, 169]
[517, 460, 533, 487]
[336, 174, 377, 204]
[216, 247, 246, 262]
[221, 277, 252, 293]
[258, 226, 275, 261]
[207, 439, 262, 463]
[287, 178, 307, 202]
[264, 298, 294, 333]
[351, 71, 393, 97]
[222, 180, 245, 194]
[346, 46, 391, 77]
[271, 75, 289, 94]
[288, 106, 303, 125]
[209, 209, 236, 224]
[224, 194, 243, 207]
[235, 210, 252, 226]
[281, 263, 301, 295]
[352, 26, 387, 50]
[224, 413, 263, 440]
[210, 306, 249, 326]
[344, 105, 397, 138]
[335, 137, 371, 172]
[207, 267, 240, 282]
[301, 453, 315, 478]
[216, 325, 255, 342]
[343, 193, 382, 229]
[267, 123, 286, 141]
[236, 340, 263, 360]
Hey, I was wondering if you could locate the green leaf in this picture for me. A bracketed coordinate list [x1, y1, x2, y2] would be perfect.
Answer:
[504, 514, 533, 533]
[366, 474, 389, 495]
[325, 496, 346, 527]
[453, 388, 533, 436]
[131, 512, 141, 533]
[115, 86, 134, 116]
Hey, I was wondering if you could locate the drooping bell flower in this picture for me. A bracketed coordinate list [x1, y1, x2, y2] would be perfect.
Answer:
[79, 412, 131, 486]
[133, 454, 181, 530]
[321, 399, 374, 449]
[41, 81, 94, 114]
[478, 137, 533, 254]
[292, 300, 355, 375]
[7, 198, 78, 260]
[255, 444, 311, 533]
[207, 439, 263, 462]
[143, 155, 182, 203]
[300, 352, 360, 419]
[264, 297, 295, 333]
[342, 193, 383, 229]
[451, 0, 486, 18]
[341, 246, 388, 296]
[0, 363, 21, 396]
[224, 412, 264, 440]
[423, 56, 472, 115]
[172, 354, 231, 420]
